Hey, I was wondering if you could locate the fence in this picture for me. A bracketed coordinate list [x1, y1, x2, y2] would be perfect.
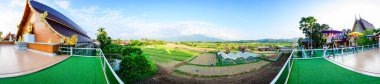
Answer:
[270, 44, 378, 84]
[292, 44, 378, 59]
[70, 47, 124, 84]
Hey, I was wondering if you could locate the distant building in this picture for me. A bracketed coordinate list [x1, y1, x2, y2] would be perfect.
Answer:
[3, 33, 15, 41]
[352, 17, 375, 32]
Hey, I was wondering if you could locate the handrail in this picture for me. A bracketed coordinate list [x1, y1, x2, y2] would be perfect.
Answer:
[270, 44, 378, 84]
[270, 50, 294, 84]
[99, 49, 125, 84]
[70, 47, 124, 84]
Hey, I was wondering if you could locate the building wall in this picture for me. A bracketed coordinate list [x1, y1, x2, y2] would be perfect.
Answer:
[19, 9, 63, 43]
[27, 43, 59, 53]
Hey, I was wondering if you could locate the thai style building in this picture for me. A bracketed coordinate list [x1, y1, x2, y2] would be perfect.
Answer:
[3, 33, 15, 41]
[16, 0, 92, 55]
[352, 17, 375, 32]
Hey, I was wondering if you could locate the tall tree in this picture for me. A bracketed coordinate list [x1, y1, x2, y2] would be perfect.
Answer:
[299, 16, 330, 48]
[96, 27, 112, 49]
[0, 31, 2, 39]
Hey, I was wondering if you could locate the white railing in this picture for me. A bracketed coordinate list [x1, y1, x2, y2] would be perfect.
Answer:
[70, 47, 124, 84]
[270, 50, 294, 84]
[270, 44, 378, 84]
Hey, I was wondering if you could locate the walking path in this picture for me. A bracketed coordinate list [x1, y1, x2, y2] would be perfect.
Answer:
[327, 48, 380, 77]
[0, 45, 69, 78]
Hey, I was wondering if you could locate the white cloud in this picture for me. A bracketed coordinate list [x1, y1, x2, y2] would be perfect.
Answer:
[311, 0, 380, 30]
[0, 0, 25, 36]
[54, 0, 70, 9]
[63, 6, 241, 40]
[10, 0, 25, 7]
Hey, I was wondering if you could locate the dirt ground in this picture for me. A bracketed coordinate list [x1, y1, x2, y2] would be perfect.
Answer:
[189, 54, 217, 65]
[177, 60, 269, 76]
[136, 54, 289, 84]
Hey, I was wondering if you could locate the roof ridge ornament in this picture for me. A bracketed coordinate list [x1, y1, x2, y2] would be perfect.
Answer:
[65, 34, 78, 45]
[26, 23, 33, 34]
[40, 11, 48, 22]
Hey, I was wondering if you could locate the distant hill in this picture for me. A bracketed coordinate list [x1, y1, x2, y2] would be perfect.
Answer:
[236, 38, 298, 43]
[160, 34, 224, 42]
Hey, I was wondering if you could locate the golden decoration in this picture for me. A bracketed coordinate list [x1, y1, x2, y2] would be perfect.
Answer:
[26, 23, 33, 34]
[48, 38, 52, 43]
[65, 34, 78, 45]
[40, 11, 48, 22]
[18, 36, 24, 42]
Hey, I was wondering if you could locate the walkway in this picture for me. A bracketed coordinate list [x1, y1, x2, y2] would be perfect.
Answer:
[327, 48, 380, 77]
[0, 45, 69, 78]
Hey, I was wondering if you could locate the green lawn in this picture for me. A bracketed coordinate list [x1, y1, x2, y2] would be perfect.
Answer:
[288, 59, 380, 84]
[142, 47, 197, 63]
[0, 56, 107, 84]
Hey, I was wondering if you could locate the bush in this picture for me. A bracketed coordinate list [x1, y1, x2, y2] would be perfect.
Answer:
[103, 44, 124, 54]
[118, 53, 157, 83]
[120, 46, 143, 56]
[357, 30, 376, 45]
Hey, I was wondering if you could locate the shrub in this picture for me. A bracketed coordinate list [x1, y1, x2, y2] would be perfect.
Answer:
[118, 53, 157, 83]
[103, 44, 124, 54]
[120, 46, 143, 56]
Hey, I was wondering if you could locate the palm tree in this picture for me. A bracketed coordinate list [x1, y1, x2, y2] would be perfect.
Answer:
[299, 16, 330, 49]
[299, 16, 317, 49]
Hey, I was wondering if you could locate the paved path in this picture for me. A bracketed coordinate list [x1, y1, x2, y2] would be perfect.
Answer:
[177, 60, 270, 76]
[327, 48, 380, 77]
[0, 45, 69, 78]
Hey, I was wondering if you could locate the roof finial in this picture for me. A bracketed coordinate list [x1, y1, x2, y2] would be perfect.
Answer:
[359, 14, 361, 19]
[355, 14, 357, 20]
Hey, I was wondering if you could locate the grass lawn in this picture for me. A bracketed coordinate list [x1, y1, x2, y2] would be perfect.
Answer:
[142, 46, 197, 63]
[288, 59, 380, 84]
[0, 56, 107, 84]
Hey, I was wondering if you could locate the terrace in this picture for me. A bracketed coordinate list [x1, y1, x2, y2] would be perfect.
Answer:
[271, 44, 380, 84]
[0, 44, 123, 84]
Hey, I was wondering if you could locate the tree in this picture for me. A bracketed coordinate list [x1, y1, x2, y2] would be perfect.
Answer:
[0, 31, 2, 39]
[357, 29, 376, 45]
[298, 16, 330, 48]
[118, 52, 156, 83]
[116, 38, 122, 44]
[96, 27, 112, 49]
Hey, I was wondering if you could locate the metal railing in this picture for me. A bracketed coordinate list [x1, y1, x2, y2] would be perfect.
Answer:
[270, 50, 294, 84]
[270, 44, 378, 84]
[70, 47, 124, 84]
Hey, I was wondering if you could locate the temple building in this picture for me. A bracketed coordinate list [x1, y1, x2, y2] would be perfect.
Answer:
[16, 0, 92, 55]
[352, 17, 375, 32]
[3, 33, 15, 41]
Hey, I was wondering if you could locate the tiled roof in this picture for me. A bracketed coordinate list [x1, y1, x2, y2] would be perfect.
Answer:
[357, 18, 375, 30]
[29, 0, 91, 42]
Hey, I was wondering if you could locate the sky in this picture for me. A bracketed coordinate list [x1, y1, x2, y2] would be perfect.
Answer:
[1, 0, 380, 41]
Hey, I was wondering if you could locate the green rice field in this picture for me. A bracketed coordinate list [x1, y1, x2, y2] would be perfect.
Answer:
[142, 46, 197, 63]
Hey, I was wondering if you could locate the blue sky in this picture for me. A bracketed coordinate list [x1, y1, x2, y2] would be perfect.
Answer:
[1, 0, 380, 40]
